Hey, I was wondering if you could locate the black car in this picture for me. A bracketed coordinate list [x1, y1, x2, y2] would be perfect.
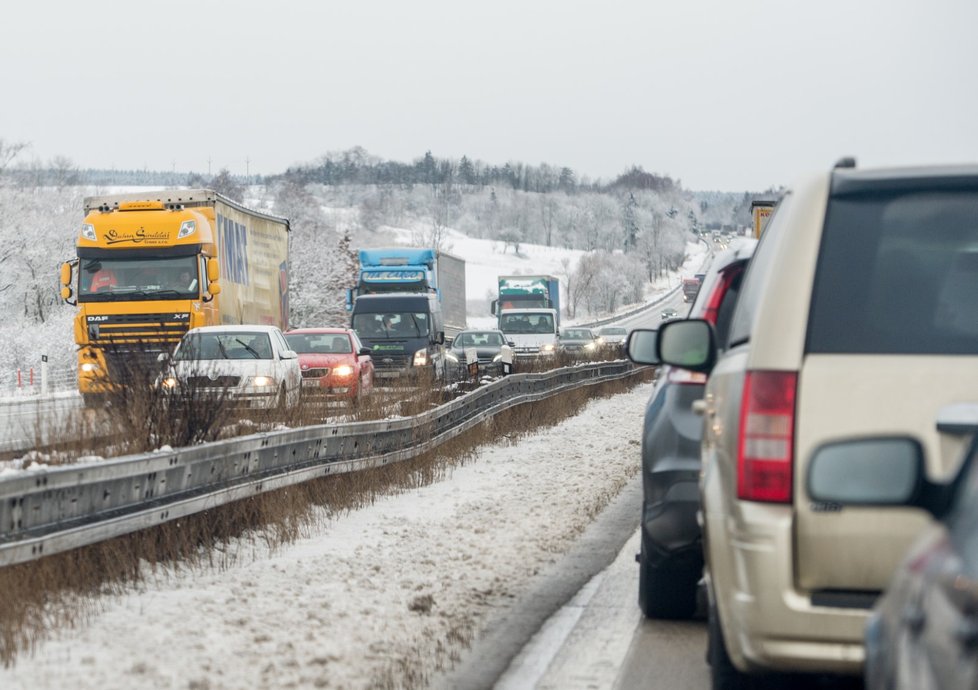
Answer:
[626, 239, 756, 619]
[806, 416, 978, 690]
[446, 329, 511, 379]
[558, 327, 600, 357]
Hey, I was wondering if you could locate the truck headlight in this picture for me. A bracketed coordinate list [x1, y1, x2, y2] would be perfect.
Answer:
[541, 343, 556, 353]
[81, 362, 99, 373]
[251, 376, 275, 387]
[413, 349, 429, 366]
[332, 365, 354, 378]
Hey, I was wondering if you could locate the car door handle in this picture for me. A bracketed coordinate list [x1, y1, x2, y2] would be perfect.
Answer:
[691, 400, 707, 416]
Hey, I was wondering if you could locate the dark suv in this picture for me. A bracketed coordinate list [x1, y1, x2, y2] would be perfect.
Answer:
[627, 239, 756, 619]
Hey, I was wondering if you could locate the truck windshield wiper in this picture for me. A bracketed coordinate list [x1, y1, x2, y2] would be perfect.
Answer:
[143, 289, 184, 299]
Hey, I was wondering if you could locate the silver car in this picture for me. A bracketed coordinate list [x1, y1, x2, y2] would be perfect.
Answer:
[160, 325, 301, 411]
[651, 161, 978, 686]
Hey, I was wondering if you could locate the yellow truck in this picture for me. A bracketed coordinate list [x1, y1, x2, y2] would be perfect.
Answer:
[59, 189, 290, 404]
[750, 197, 778, 238]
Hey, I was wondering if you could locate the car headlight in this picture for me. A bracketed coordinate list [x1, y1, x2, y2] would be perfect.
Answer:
[160, 376, 179, 389]
[584, 342, 596, 351]
[332, 364, 354, 377]
[80, 362, 99, 373]
[251, 376, 276, 387]
[413, 349, 428, 366]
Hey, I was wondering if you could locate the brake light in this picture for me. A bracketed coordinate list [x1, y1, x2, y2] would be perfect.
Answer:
[737, 370, 797, 503]
[666, 368, 708, 385]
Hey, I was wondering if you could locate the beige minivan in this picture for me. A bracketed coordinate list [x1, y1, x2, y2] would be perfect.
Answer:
[646, 162, 978, 687]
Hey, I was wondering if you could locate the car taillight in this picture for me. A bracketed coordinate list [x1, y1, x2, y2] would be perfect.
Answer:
[701, 265, 741, 325]
[666, 368, 708, 385]
[737, 370, 796, 503]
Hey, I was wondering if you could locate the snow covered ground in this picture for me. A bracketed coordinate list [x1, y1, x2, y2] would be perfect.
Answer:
[1, 381, 654, 690]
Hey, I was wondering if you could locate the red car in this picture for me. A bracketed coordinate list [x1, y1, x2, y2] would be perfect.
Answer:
[284, 328, 374, 403]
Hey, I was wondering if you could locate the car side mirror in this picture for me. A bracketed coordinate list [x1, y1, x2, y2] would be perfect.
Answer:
[626, 329, 659, 365]
[807, 437, 959, 520]
[280, 349, 298, 360]
[656, 319, 716, 373]
[359, 347, 372, 356]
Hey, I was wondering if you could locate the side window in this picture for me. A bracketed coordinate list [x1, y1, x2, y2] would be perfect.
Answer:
[273, 330, 290, 354]
[728, 193, 792, 346]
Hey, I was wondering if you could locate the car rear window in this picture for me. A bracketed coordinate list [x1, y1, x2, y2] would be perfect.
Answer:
[807, 189, 978, 354]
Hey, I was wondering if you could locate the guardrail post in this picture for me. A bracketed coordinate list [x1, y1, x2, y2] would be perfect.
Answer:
[41, 356, 48, 396]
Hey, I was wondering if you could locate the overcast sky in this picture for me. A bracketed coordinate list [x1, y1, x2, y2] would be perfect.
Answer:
[2, 0, 975, 191]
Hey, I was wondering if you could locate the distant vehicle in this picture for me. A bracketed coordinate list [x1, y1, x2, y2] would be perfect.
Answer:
[626, 239, 756, 620]
[659, 308, 679, 321]
[445, 329, 511, 379]
[284, 328, 374, 404]
[750, 197, 779, 238]
[652, 161, 978, 685]
[493, 275, 561, 358]
[558, 327, 600, 357]
[681, 275, 703, 303]
[596, 326, 628, 353]
[806, 422, 978, 690]
[159, 325, 301, 411]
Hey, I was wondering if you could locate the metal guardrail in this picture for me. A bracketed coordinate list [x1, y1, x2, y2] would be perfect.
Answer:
[0, 360, 638, 567]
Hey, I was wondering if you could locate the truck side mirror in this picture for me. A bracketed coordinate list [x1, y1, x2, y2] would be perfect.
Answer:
[207, 282, 222, 297]
[490, 299, 498, 316]
[206, 258, 220, 282]
[59, 261, 76, 304]
[436, 331, 445, 345]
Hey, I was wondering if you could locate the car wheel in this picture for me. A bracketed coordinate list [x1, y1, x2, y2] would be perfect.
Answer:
[708, 600, 749, 690]
[638, 535, 699, 619]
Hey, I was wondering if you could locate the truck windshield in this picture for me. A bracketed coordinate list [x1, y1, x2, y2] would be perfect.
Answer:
[352, 312, 430, 338]
[79, 256, 200, 302]
[500, 313, 555, 334]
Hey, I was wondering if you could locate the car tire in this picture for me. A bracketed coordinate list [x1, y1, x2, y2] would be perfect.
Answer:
[638, 536, 698, 620]
[707, 600, 749, 690]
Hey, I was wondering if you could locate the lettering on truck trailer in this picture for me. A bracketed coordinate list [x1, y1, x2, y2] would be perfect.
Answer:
[217, 214, 250, 285]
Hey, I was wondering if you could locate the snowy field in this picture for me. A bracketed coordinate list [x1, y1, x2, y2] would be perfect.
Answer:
[1, 381, 653, 690]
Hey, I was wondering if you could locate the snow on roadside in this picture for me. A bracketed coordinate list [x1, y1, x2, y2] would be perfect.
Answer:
[2, 382, 653, 690]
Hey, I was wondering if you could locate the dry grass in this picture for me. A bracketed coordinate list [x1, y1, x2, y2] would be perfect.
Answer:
[0, 365, 652, 667]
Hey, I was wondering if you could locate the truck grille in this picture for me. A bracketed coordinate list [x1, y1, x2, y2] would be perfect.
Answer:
[86, 313, 191, 384]
[373, 354, 410, 370]
[87, 312, 191, 346]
